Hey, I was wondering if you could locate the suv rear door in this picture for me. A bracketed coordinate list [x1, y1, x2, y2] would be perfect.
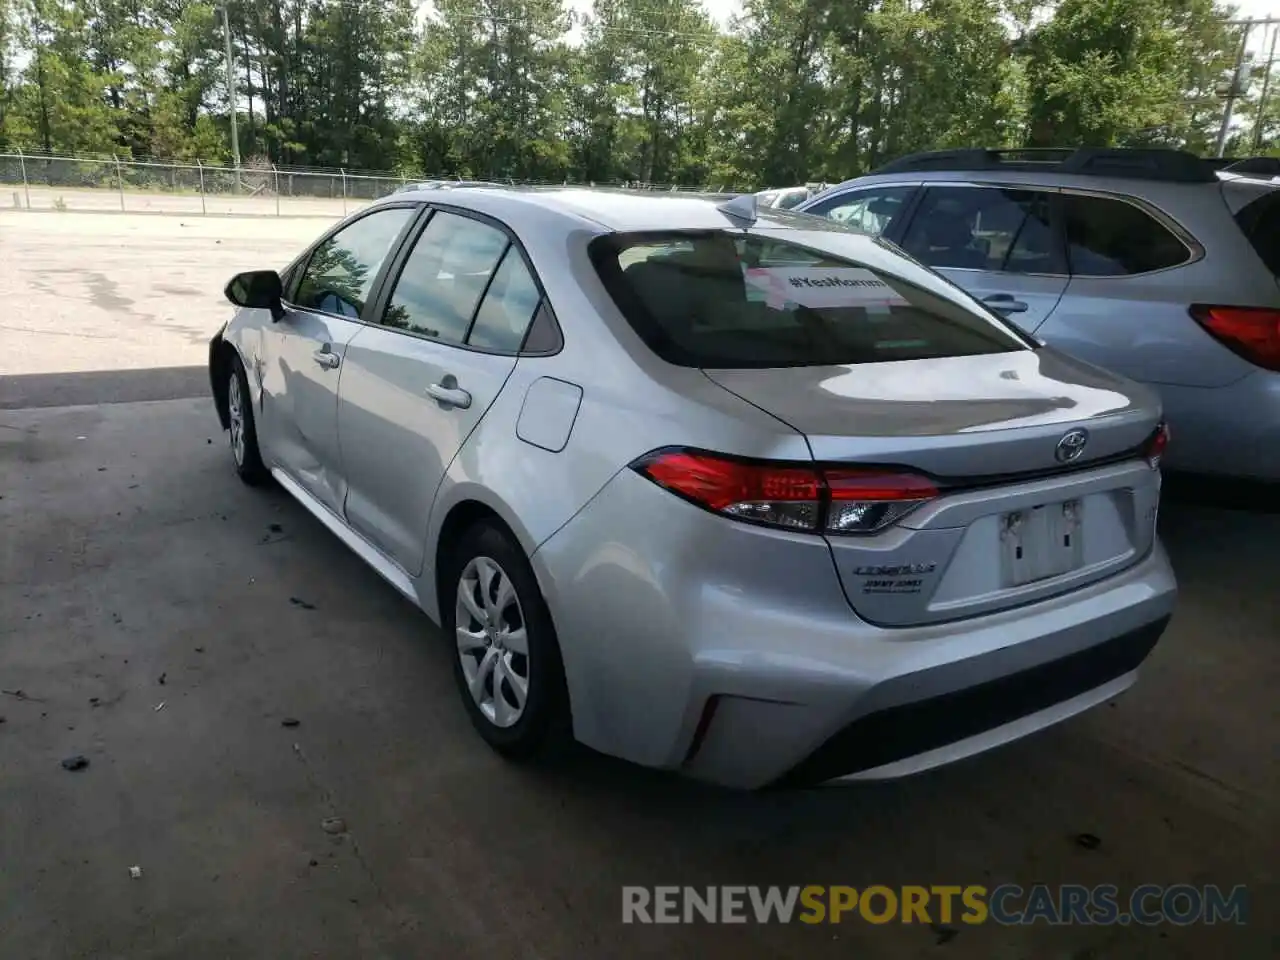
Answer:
[1033, 191, 1256, 388]
[896, 184, 1069, 334]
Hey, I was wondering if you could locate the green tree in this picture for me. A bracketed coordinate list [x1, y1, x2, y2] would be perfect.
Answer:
[12, 0, 116, 153]
[1025, 0, 1238, 148]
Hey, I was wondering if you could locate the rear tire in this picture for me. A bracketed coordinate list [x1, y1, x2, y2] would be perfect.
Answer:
[227, 355, 270, 487]
[445, 521, 570, 760]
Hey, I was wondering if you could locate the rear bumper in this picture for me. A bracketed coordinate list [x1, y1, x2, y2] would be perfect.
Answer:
[774, 615, 1167, 785]
[532, 468, 1177, 790]
[1159, 370, 1280, 480]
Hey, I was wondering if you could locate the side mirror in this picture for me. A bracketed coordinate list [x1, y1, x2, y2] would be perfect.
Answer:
[225, 270, 285, 321]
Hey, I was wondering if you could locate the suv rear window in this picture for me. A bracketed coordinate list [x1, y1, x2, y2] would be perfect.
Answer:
[590, 232, 1028, 368]
[1234, 190, 1280, 276]
[1062, 195, 1191, 275]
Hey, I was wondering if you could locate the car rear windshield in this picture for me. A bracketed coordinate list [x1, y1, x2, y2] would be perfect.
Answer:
[589, 231, 1028, 368]
[1234, 189, 1280, 276]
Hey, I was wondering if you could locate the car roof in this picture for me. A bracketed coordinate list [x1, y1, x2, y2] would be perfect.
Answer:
[372, 187, 773, 234]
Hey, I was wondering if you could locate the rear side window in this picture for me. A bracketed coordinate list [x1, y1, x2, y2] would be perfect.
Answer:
[590, 231, 1028, 368]
[900, 187, 1061, 274]
[1233, 190, 1280, 276]
[1063, 195, 1191, 276]
[379, 211, 509, 343]
[468, 249, 542, 351]
[377, 210, 555, 353]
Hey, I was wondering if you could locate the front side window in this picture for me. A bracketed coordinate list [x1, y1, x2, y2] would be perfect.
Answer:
[378, 211, 510, 344]
[1063, 195, 1191, 276]
[590, 231, 1028, 368]
[805, 186, 915, 237]
[901, 187, 1061, 274]
[294, 207, 415, 317]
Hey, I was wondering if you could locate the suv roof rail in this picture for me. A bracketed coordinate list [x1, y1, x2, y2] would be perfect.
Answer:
[1220, 156, 1280, 177]
[871, 147, 1219, 184]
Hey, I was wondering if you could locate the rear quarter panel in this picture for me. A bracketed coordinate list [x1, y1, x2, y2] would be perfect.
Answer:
[420, 225, 812, 622]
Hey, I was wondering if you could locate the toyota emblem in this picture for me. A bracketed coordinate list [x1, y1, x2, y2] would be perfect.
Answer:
[1055, 428, 1089, 463]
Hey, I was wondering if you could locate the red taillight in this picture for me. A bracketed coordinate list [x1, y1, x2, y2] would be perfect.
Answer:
[633, 450, 938, 534]
[1143, 422, 1170, 469]
[1189, 304, 1280, 372]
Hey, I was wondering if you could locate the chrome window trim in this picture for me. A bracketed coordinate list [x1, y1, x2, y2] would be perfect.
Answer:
[880, 179, 1203, 280]
[1055, 185, 1205, 279]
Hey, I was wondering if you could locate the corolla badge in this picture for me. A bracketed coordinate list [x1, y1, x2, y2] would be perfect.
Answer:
[1055, 428, 1089, 463]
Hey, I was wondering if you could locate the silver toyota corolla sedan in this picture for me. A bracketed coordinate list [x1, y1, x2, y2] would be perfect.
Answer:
[209, 188, 1176, 789]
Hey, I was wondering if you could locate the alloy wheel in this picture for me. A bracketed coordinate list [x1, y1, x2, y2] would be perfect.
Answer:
[228, 372, 246, 467]
[455, 555, 530, 728]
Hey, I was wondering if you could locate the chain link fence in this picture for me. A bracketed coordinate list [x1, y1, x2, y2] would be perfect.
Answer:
[0, 151, 738, 217]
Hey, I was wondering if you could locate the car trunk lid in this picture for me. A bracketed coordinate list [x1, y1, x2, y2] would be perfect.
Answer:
[704, 350, 1163, 626]
[703, 349, 1158, 478]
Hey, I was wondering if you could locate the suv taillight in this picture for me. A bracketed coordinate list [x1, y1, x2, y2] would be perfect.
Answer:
[1189, 304, 1280, 372]
[1143, 422, 1170, 470]
[632, 450, 938, 535]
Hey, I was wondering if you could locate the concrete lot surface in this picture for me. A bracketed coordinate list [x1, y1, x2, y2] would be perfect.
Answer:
[0, 394, 1276, 959]
[0, 212, 332, 378]
[1, 210, 1277, 957]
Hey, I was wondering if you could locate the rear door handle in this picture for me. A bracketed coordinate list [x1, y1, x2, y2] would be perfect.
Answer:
[981, 294, 1029, 315]
[426, 382, 472, 409]
[312, 346, 340, 369]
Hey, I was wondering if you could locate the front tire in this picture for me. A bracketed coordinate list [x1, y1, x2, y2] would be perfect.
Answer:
[446, 522, 570, 760]
[227, 355, 270, 486]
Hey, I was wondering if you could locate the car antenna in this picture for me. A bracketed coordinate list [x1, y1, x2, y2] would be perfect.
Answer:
[717, 193, 758, 225]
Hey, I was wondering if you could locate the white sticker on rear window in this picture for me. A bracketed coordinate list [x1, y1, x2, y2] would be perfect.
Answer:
[743, 267, 911, 310]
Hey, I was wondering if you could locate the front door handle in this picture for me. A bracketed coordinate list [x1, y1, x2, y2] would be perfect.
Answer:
[426, 381, 472, 409]
[312, 346, 340, 369]
[981, 294, 1029, 315]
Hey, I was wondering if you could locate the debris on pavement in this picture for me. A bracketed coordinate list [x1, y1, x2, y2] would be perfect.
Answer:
[1075, 832, 1102, 851]
[320, 817, 347, 835]
[281, 718, 300, 728]
[194, 647, 205, 653]
[158, 673, 166, 685]
[129, 866, 143, 879]
[289, 597, 316, 610]
[61, 755, 90, 771]
[3, 689, 46, 702]
[269, 523, 283, 533]
[154, 702, 166, 712]
[930, 923, 958, 945]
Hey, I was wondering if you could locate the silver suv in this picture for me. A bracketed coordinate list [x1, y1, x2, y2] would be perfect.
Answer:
[797, 148, 1280, 481]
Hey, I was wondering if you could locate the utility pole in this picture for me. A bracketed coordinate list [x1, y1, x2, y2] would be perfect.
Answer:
[221, 4, 241, 190]
[1216, 20, 1253, 158]
[1253, 25, 1279, 153]
[1216, 17, 1280, 158]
